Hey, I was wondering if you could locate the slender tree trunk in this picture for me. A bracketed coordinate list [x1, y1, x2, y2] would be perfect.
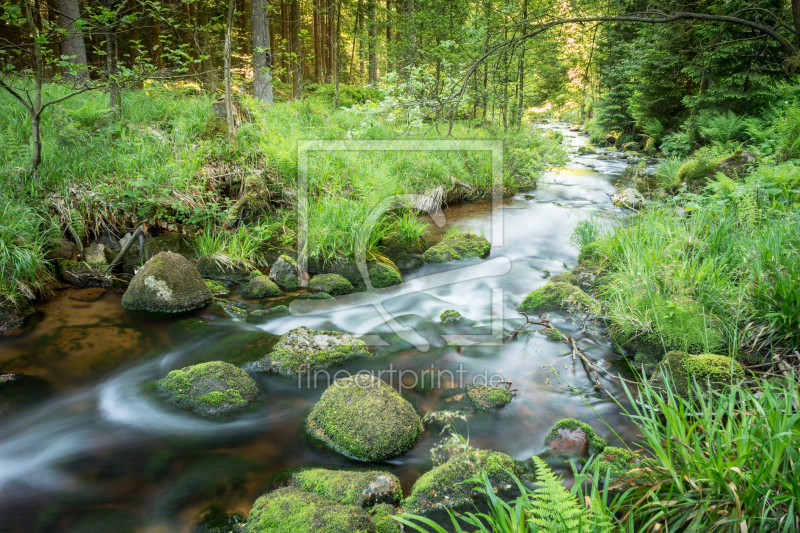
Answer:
[252, 0, 274, 103]
[313, 0, 321, 82]
[792, 0, 800, 49]
[21, 0, 43, 169]
[224, 0, 236, 135]
[58, 0, 89, 84]
[333, 0, 341, 105]
[290, 0, 302, 99]
[367, 0, 377, 84]
[348, 0, 362, 83]
[405, 0, 414, 71]
[516, 0, 527, 129]
[385, 0, 391, 73]
[151, 15, 164, 69]
[104, 0, 119, 108]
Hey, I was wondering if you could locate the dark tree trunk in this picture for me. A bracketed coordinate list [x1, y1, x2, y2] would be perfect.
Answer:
[367, 0, 377, 84]
[252, 0, 274, 103]
[58, 0, 89, 84]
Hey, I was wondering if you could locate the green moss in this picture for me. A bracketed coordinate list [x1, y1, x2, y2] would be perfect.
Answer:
[173, 318, 213, 332]
[368, 503, 402, 533]
[611, 296, 723, 358]
[549, 271, 578, 285]
[255, 326, 370, 376]
[306, 374, 422, 462]
[244, 487, 376, 533]
[320, 261, 403, 292]
[422, 233, 491, 263]
[290, 469, 402, 507]
[214, 299, 247, 320]
[677, 159, 718, 190]
[577, 145, 597, 155]
[248, 305, 290, 320]
[439, 309, 462, 325]
[204, 279, 229, 296]
[270, 254, 302, 289]
[302, 292, 333, 299]
[195, 256, 251, 280]
[403, 449, 521, 514]
[464, 384, 513, 410]
[308, 274, 355, 296]
[540, 327, 564, 342]
[155, 361, 258, 416]
[650, 351, 745, 398]
[577, 241, 602, 266]
[243, 275, 282, 298]
[544, 418, 608, 456]
[517, 281, 597, 316]
[595, 446, 654, 487]
[0, 298, 33, 333]
[122, 252, 213, 313]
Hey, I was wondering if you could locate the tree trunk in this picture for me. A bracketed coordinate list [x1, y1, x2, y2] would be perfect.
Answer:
[58, 0, 89, 84]
[405, 0, 414, 70]
[290, 0, 302, 99]
[367, 0, 377, 84]
[793, 0, 800, 49]
[333, 0, 341, 105]
[385, 0, 391, 73]
[313, 0, 321, 82]
[104, 0, 119, 108]
[252, 0, 274, 103]
[348, 0, 362, 83]
[516, 0, 527, 129]
[224, 0, 236, 135]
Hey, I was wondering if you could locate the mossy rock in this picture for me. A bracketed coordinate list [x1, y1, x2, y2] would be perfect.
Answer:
[0, 299, 34, 333]
[544, 418, 607, 457]
[464, 384, 513, 410]
[195, 255, 251, 280]
[422, 233, 491, 263]
[320, 261, 402, 292]
[214, 299, 247, 320]
[155, 361, 258, 416]
[677, 159, 718, 191]
[254, 326, 369, 377]
[301, 292, 334, 299]
[717, 149, 756, 179]
[440, 309, 462, 325]
[204, 279, 230, 296]
[381, 230, 426, 270]
[307, 274, 354, 296]
[122, 252, 212, 313]
[243, 487, 376, 533]
[517, 281, 597, 316]
[577, 145, 597, 155]
[610, 296, 723, 358]
[649, 351, 745, 399]
[368, 503, 402, 533]
[539, 327, 564, 342]
[549, 271, 578, 285]
[577, 241, 603, 266]
[594, 446, 655, 488]
[269, 255, 302, 289]
[306, 374, 423, 462]
[248, 305, 290, 320]
[244, 275, 282, 298]
[621, 142, 640, 152]
[403, 449, 521, 514]
[192, 504, 247, 533]
[290, 468, 402, 507]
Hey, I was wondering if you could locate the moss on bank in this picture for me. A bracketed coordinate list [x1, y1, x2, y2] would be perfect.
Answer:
[649, 351, 745, 398]
[517, 281, 597, 315]
[290, 469, 402, 507]
[155, 361, 258, 416]
[422, 233, 491, 263]
[594, 446, 655, 488]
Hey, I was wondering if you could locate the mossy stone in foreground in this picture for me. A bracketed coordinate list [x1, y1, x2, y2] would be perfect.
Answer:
[649, 351, 745, 399]
[204, 279, 230, 296]
[517, 281, 596, 316]
[306, 375, 422, 462]
[122, 252, 212, 313]
[269, 254, 302, 289]
[439, 309, 462, 325]
[595, 446, 655, 488]
[403, 449, 520, 514]
[307, 274, 355, 296]
[155, 361, 258, 416]
[464, 384, 513, 410]
[369, 503, 402, 533]
[544, 418, 608, 457]
[243, 275, 282, 298]
[244, 487, 375, 533]
[422, 233, 491, 263]
[291, 468, 402, 507]
[320, 261, 402, 292]
[254, 326, 369, 376]
[677, 159, 717, 191]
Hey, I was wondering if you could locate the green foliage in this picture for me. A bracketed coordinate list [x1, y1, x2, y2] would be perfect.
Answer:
[695, 110, 747, 146]
[439, 309, 462, 325]
[569, 212, 605, 251]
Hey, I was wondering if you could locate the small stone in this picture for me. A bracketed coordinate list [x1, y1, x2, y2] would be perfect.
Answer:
[69, 288, 106, 302]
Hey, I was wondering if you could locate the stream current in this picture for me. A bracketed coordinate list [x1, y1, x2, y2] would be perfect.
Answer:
[0, 125, 649, 532]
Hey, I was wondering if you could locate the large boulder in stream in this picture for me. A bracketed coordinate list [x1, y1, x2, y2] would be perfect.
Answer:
[254, 326, 370, 376]
[269, 254, 304, 289]
[155, 361, 258, 416]
[306, 374, 423, 462]
[403, 449, 521, 514]
[122, 252, 212, 313]
[423, 233, 491, 263]
[517, 280, 597, 316]
[544, 418, 608, 457]
[290, 468, 402, 507]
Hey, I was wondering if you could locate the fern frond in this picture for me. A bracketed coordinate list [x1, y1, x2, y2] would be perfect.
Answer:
[529, 457, 583, 533]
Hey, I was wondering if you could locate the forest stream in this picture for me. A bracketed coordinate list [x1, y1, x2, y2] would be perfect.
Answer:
[0, 125, 654, 532]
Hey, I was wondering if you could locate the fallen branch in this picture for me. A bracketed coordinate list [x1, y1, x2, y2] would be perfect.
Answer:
[105, 226, 144, 273]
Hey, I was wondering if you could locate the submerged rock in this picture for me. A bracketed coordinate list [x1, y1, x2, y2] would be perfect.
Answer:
[307, 273, 354, 296]
[243, 275, 282, 298]
[248, 305, 290, 320]
[649, 351, 745, 398]
[439, 309, 462, 325]
[403, 449, 520, 514]
[306, 374, 422, 462]
[122, 252, 212, 313]
[254, 326, 369, 376]
[422, 233, 491, 263]
[243, 486, 375, 533]
[517, 281, 596, 316]
[269, 255, 303, 289]
[68, 287, 106, 301]
[0, 299, 34, 333]
[214, 299, 247, 320]
[155, 361, 258, 416]
[612, 188, 645, 209]
[464, 384, 513, 410]
[290, 468, 402, 507]
[545, 418, 608, 457]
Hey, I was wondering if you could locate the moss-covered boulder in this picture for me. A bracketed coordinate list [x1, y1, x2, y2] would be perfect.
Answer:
[545, 419, 607, 457]
[677, 159, 718, 191]
[649, 351, 745, 398]
[717, 149, 756, 179]
[248, 305, 290, 320]
[308, 274, 354, 296]
[244, 487, 375, 533]
[368, 503, 402, 533]
[195, 255, 251, 280]
[594, 446, 654, 488]
[306, 374, 423, 461]
[317, 261, 403, 292]
[423, 233, 491, 263]
[403, 449, 521, 514]
[610, 296, 723, 358]
[539, 327, 565, 342]
[517, 281, 596, 316]
[122, 252, 212, 313]
[254, 327, 369, 376]
[155, 361, 258, 416]
[291, 469, 402, 507]
[621, 142, 640, 152]
[439, 309, 462, 325]
[244, 275, 282, 298]
[270, 255, 303, 289]
[381, 230, 426, 270]
[204, 279, 230, 296]
[612, 188, 645, 209]
[464, 384, 513, 410]
[577, 145, 597, 155]
[0, 299, 34, 333]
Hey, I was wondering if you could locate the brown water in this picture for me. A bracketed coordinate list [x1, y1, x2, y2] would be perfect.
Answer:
[0, 126, 651, 532]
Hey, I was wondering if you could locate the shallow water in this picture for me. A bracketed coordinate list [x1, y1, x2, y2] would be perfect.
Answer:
[0, 125, 646, 532]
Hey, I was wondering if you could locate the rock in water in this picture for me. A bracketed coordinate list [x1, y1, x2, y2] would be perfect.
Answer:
[290, 469, 402, 507]
[269, 254, 303, 289]
[612, 188, 645, 209]
[306, 374, 422, 462]
[307, 274, 354, 296]
[403, 449, 521, 514]
[369, 503, 402, 533]
[422, 233, 491, 263]
[517, 281, 597, 316]
[254, 326, 370, 377]
[122, 252, 212, 313]
[243, 275, 282, 298]
[544, 418, 608, 457]
[464, 384, 513, 410]
[155, 361, 258, 416]
[243, 487, 375, 533]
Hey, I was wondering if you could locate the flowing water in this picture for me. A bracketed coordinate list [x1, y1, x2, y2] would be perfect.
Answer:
[0, 126, 651, 533]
